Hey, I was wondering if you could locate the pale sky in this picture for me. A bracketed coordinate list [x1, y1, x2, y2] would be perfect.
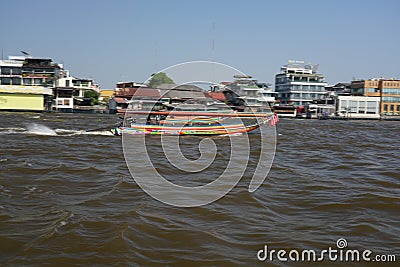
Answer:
[2, 0, 399, 89]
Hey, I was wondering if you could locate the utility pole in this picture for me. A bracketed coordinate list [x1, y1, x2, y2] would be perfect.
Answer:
[211, 21, 216, 85]
[212, 21, 215, 63]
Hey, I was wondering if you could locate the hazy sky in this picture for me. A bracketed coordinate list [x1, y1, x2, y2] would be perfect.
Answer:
[2, 0, 399, 89]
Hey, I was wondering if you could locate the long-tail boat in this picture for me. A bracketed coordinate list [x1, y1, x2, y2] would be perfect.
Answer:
[111, 111, 278, 136]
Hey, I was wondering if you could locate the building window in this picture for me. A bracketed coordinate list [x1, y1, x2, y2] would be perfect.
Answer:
[382, 88, 400, 95]
[390, 105, 394, 111]
[359, 101, 365, 113]
[23, 78, 32, 85]
[383, 104, 388, 111]
[341, 100, 348, 110]
[12, 78, 21, 85]
[349, 101, 358, 113]
[366, 102, 377, 114]
[11, 68, 21, 75]
[1, 67, 11, 75]
[382, 96, 400, 103]
[1, 78, 11, 85]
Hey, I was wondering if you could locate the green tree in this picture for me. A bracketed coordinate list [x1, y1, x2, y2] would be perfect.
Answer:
[148, 72, 174, 88]
[84, 90, 99, 105]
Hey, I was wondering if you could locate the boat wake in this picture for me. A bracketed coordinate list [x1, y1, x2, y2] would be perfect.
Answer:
[55, 129, 114, 136]
[220, 133, 243, 137]
[0, 124, 113, 137]
[26, 123, 57, 136]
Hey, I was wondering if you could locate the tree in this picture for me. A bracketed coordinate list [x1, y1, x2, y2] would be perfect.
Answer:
[148, 72, 174, 88]
[84, 90, 99, 105]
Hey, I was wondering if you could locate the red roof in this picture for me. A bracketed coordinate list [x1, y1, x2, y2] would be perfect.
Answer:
[133, 88, 161, 98]
[115, 88, 137, 97]
[205, 92, 226, 101]
[115, 87, 161, 98]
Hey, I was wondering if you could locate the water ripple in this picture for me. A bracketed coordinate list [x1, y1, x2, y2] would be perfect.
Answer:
[0, 114, 399, 265]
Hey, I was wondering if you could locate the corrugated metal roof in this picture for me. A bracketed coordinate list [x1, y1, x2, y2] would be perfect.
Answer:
[0, 60, 23, 67]
[133, 88, 161, 98]
[157, 84, 203, 92]
[165, 90, 205, 99]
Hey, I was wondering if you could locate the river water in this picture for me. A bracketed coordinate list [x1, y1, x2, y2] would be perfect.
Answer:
[0, 112, 398, 266]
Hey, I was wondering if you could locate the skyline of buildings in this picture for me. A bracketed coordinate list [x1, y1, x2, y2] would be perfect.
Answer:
[0, 54, 100, 112]
[0, 52, 399, 117]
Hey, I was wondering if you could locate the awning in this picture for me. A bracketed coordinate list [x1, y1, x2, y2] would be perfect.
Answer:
[0, 85, 53, 95]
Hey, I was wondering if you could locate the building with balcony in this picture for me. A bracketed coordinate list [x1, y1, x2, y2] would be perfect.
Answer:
[0, 55, 62, 87]
[0, 56, 61, 87]
[0, 57, 23, 86]
[275, 60, 327, 106]
[325, 83, 351, 95]
[0, 55, 61, 111]
[0, 53, 103, 112]
[223, 75, 275, 112]
[54, 77, 100, 112]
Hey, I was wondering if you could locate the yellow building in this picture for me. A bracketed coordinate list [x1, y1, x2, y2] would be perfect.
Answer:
[100, 89, 115, 97]
[380, 80, 400, 116]
[99, 89, 115, 102]
[0, 85, 53, 111]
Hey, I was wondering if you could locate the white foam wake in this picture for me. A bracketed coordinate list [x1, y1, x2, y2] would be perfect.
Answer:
[54, 129, 114, 136]
[26, 123, 57, 136]
[1, 124, 114, 137]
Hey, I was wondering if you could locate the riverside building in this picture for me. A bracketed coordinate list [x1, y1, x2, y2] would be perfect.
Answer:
[223, 75, 275, 112]
[0, 53, 100, 112]
[0, 55, 61, 111]
[275, 60, 327, 106]
[0, 56, 62, 87]
[350, 79, 400, 116]
[336, 95, 380, 119]
[54, 77, 100, 112]
[380, 80, 400, 116]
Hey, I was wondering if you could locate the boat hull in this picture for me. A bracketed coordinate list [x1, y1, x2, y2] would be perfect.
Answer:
[110, 113, 276, 136]
[111, 123, 261, 136]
